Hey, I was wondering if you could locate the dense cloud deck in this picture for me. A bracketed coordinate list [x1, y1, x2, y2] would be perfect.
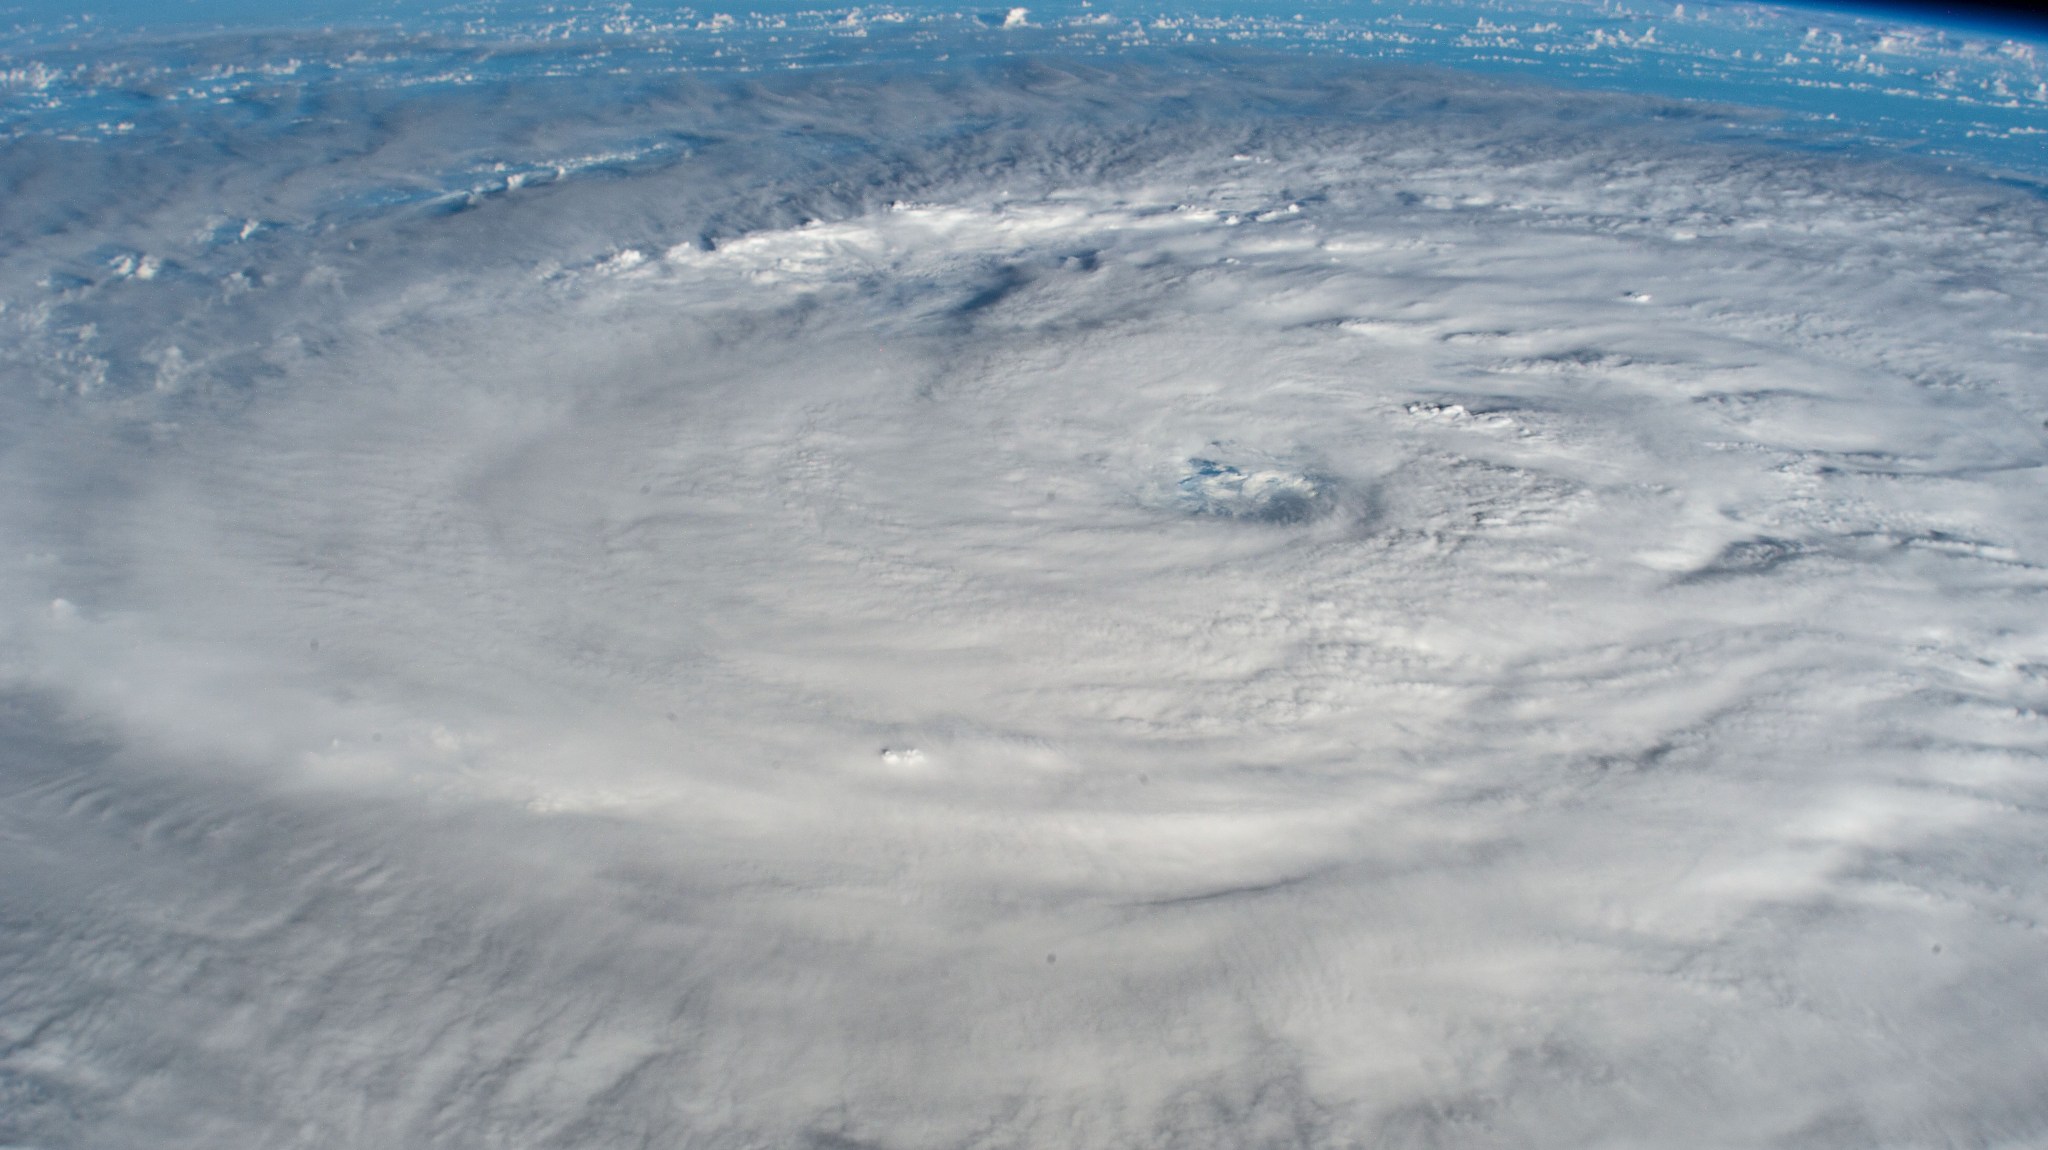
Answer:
[2, 32, 2047, 1150]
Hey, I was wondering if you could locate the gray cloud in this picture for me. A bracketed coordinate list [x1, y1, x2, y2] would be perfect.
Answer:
[3, 45, 2047, 1150]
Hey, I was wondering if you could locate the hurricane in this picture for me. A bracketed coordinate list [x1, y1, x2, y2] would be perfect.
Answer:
[3, 1, 2047, 1146]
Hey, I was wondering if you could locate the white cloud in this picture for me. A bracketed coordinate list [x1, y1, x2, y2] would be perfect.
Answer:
[1, 48, 2046, 1150]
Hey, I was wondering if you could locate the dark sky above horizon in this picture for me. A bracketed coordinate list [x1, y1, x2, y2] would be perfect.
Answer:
[1813, 0, 2048, 35]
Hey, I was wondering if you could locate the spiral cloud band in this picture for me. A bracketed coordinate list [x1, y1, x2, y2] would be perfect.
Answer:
[3, 27, 2047, 1150]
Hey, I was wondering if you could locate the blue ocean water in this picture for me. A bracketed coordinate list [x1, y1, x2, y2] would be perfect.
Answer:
[2, 0, 2043, 181]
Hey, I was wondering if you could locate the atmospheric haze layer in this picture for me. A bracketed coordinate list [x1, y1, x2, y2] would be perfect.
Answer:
[3, 3, 2048, 1149]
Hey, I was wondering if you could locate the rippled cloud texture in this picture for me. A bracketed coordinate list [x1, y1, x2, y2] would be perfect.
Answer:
[4, 45, 2048, 1149]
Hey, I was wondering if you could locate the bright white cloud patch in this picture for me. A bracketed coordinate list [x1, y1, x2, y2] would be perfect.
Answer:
[2, 49, 2047, 1150]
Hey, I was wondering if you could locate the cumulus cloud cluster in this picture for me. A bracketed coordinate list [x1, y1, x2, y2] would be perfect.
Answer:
[3, 48, 2047, 1149]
